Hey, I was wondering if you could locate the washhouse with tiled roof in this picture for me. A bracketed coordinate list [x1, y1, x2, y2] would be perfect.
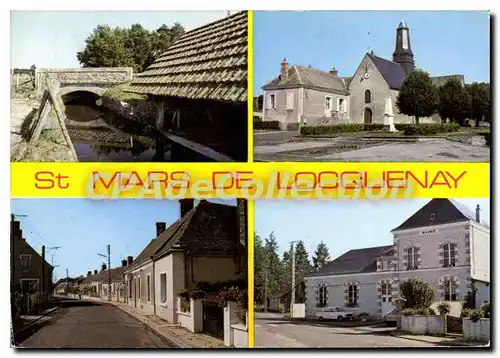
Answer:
[261, 21, 465, 130]
[123, 199, 247, 325]
[128, 11, 248, 161]
[305, 199, 490, 318]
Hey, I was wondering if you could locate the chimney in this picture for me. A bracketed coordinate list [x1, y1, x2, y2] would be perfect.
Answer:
[94, 270, 98, 275]
[122, 259, 127, 267]
[475, 205, 481, 222]
[127, 256, 133, 266]
[280, 58, 289, 83]
[179, 199, 194, 218]
[101, 263, 107, 272]
[87, 271, 91, 277]
[329, 67, 338, 76]
[156, 222, 167, 237]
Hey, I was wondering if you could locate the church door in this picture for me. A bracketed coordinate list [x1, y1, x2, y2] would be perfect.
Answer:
[364, 108, 373, 124]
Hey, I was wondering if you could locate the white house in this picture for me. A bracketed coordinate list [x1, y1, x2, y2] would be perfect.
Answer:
[124, 199, 247, 327]
[305, 199, 490, 317]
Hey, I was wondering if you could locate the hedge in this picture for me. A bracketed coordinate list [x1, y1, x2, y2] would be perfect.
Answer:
[254, 120, 280, 130]
[300, 123, 384, 135]
[402, 123, 460, 135]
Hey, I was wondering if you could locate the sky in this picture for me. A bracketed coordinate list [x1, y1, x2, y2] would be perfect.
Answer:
[10, 11, 228, 68]
[253, 11, 490, 95]
[11, 198, 235, 281]
[255, 198, 490, 259]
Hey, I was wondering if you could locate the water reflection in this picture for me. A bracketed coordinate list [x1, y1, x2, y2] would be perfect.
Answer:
[64, 104, 170, 162]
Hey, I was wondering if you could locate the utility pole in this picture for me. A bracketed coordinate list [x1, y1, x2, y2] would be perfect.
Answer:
[290, 241, 296, 315]
[107, 244, 111, 302]
[41, 246, 46, 300]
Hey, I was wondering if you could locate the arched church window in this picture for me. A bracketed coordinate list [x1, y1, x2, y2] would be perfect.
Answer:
[365, 90, 371, 104]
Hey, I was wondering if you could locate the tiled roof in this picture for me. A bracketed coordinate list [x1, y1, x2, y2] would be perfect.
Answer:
[80, 266, 127, 284]
[153, 200, 241, 259]
[367, 53, 407, 90]
[262, 65, 349, 94]
[430, 75, 465, 87]
[392, 199, 489, 231]
[308, 245, 393, 276]
[128, 11, 247, 102]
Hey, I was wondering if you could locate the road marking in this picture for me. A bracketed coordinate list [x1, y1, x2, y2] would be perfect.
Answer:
[268, 324, 278, 327]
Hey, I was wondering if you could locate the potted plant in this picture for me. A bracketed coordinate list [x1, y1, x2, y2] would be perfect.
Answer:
[178, 289, 191, 312]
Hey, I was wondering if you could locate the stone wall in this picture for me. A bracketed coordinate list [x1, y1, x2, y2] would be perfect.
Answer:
[401, 315, 446, 335]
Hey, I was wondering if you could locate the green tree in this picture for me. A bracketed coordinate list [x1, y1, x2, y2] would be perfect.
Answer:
[396, 70, 439, 124]
[400, 277, 435, 309]
[438, 78, 471, 126]
[263, 232, 283, 301]
[294, 241, 311, 281]
[466, 82, 491, 126]
[254, 233, 265, 305]
[312, 241, 331, 272]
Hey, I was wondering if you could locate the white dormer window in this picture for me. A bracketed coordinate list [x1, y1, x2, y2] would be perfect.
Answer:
[269, 94, 276, 109]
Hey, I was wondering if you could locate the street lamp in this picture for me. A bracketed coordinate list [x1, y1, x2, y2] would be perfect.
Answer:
[97, 245, 111, 302]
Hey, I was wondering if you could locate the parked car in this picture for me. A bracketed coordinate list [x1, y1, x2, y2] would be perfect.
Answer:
[315, 307, 354, 321]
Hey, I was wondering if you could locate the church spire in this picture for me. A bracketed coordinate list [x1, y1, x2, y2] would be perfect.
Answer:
[393, 20, 415, 75]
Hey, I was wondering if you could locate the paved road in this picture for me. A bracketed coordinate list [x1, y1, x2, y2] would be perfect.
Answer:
[16, 300, 174, 348]
[255, 314, 438, 348]
[254, 138, 490, 162]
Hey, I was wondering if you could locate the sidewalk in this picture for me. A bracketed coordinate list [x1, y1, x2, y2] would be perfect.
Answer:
[390, 331, 489, 347]
[105, 300, 226, 348]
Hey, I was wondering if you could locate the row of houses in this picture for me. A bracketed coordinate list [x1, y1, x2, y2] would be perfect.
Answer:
[67, 199, 248, 344]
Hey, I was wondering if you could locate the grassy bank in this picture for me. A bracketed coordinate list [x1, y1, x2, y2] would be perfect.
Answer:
[100, 81, 147, 104]
[13, 128, 75, 162]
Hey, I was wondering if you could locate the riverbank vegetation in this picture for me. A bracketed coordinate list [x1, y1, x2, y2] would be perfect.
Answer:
[100, 81, 147, 103]
[12, 128, 75, 162]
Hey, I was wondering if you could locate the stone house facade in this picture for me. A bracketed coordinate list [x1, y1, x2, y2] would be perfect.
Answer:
[124, 199, 247, 325]
[261, 21, 464, 130]
[305, 199, 490, 318]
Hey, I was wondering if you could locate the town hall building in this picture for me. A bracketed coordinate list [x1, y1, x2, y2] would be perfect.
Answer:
[304, 199, 490, 318]
[261, 22, 464, 130]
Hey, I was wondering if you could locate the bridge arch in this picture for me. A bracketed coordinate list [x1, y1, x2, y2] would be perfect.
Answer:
[59, 86, 106, 97]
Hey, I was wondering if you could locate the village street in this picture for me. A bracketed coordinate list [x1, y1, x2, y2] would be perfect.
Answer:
[255, 312, 463, 348]
[16, 299, 175, 348]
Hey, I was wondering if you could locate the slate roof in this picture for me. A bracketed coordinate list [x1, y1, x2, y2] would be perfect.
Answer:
[262, 65, 349, 94]
[392, 199, 489, 231]
[367, 53, 407, 90]
[153, 200, 241, 259]
[309, 245, 394, 276]
[430, 75, 465, 87]
[128, 11, 247, 102]
[80, 266, 127, 284]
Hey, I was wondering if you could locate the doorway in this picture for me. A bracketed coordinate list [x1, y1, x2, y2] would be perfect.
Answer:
[364, 108, 373, 124]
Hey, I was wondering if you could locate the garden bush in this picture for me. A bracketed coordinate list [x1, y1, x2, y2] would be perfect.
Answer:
[481, 302, 490, 318]
[300, 123, 382, 135]
[190, 290, 207, 300]
[469, 309, 483, 322]
[254, 120, 280, 130]
[437, 302, 451, 316]
[402, 308, 417, 316]
[402, 123, 460, 136]
[461, 308, 472, 318]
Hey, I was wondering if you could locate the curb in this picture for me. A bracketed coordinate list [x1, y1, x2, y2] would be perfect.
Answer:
[14, 306, 60, 336]
[389, 332, 479, 347]
[102, 301, 190, 348]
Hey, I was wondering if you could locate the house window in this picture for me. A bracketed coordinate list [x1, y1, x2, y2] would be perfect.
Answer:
[147, 275, 151, 302]
[128, 280, 132, 298]
[365, 90, 371, 104]
[444, 279, 457, 301]
[381, 258, 390, 270]
[317, 283, 328, 307]
[19, 254, 31, 271]
[381, 282, 392, 302]
[406, 247, 418, 270]
[443, 243, 456, 267]
[348, 284, 358, 307]
[160, 273, 167, 304]
[325, 96, 333, 111]
[269, 94, 276, 109]
[286, 92, 294, 110]
[338, 98, 345, 113]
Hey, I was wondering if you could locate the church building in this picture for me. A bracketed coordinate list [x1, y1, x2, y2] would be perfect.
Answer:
[304, 199, 490, 318]
[261, 22, 464, 130]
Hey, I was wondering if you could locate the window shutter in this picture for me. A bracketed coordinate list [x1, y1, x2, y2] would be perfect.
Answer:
[286, 92, 294, 110]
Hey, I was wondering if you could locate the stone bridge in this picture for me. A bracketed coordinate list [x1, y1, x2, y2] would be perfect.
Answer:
[34, 67, 133, 99]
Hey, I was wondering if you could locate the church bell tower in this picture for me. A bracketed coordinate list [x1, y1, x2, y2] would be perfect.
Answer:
[392, 20, 415, 75]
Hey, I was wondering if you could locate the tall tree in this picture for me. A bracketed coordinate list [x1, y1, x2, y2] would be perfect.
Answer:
[396, 70, 439, 124]
[466, 82, 491, 126]
[294, 241, 311, 282]
[254, 233, 265, 305]
[263, 232, 283, 300]
[438, 78, 471, 126]
[312, 241, 331, 272]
